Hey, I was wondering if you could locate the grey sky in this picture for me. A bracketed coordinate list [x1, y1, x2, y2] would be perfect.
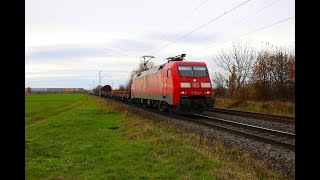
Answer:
[25, 0, 295, 89]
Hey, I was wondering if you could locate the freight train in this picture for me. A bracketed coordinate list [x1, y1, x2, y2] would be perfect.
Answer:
[93, 54, 214, 114]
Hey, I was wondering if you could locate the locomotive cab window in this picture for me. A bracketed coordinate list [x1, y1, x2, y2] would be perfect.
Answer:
[167, 69, 171, 78]
[178, 66, 193, 76]
[193, 66, 208, 77]
[178, 65, 208, 77]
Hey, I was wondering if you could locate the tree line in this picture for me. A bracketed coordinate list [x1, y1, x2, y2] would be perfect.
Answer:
[212, 41, 295, 102]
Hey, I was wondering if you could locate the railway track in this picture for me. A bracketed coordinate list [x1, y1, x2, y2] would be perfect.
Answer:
[187, 114, 295, 151]
[206, 108, 295, 124]
[96, 95, 295, 151]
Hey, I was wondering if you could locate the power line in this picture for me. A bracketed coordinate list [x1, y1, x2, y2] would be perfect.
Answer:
[240, 0, 282, 23]
[158, 0, 211, 42]
[202, 16, 295, 50]
[202, 0, 278, 52]
[150, 0, 253, 55]
[252, 0, 282, 15]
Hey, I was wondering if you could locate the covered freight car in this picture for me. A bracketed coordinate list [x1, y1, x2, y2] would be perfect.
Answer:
[101, 85, 112, 92]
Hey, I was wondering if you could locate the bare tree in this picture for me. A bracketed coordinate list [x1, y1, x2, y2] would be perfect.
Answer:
[211, 72, 226, 88]
[251, 50, 273, 101]
[213, 41, 256, 88]
[226, 65, 237, 97]
[288, 56, 295, 87]
[211, 72, 227, 97]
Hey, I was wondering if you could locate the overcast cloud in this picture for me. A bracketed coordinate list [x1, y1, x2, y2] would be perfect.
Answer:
[26, 0, 295, 89]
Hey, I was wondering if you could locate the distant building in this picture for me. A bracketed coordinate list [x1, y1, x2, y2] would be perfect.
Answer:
[25, 87, 86, 94]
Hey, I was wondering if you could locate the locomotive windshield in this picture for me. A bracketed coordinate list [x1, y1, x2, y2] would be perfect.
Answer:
[178, 66, 193, 76]
[193, 66, 207, 77]
[178, 66, 208, 77]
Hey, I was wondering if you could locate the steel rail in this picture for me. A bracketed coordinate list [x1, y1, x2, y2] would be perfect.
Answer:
[179, 114, 295, 151]
[194, 114, 295, 138]
[206, 108, 295, 124]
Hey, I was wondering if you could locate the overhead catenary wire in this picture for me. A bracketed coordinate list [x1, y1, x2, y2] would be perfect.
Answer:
[158, 0, 211, 42]
[200, 0, 282, 59]
[150, 0, 211, 64]
[202, 16, 295, 50]
[150, 0, 253, 55]
[239, 0, 282, 23]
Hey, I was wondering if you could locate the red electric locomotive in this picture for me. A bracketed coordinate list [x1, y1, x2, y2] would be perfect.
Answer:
[131, 54, 214, 114]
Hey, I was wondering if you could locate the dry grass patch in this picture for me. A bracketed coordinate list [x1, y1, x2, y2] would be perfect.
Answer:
[181, 133, 280, 179]
[215, 98, 295, 117]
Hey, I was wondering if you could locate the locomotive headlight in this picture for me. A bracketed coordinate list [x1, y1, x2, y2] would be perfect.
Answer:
[181, 91, 187, 94]
[180, 82, 191, 88]
[204, 91, 211, 94]
[201, 82, 211, 88]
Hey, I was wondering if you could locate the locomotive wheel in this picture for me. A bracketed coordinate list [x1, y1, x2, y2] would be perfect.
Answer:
[158, 102, 167, 112]
[139, 99, 144, 106]
[168, 106, 175, 114]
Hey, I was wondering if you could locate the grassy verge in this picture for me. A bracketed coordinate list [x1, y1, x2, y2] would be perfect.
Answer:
[26, 94, 290, 179]
[214, 97, 295, 117]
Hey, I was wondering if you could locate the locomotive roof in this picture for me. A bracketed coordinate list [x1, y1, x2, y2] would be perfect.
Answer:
[133, 64, 164, 78]
[165, 61, 207, 67]
[133, 61, 207, 78]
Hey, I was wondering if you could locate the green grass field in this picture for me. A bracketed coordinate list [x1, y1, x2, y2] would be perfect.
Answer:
[25, 94, 86, 126]
[26, 94, 289, 179]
